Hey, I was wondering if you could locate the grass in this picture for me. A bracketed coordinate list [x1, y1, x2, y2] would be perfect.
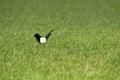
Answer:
[0, 0, 120, 80]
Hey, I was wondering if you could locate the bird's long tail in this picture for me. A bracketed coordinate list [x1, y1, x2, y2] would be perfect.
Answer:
[46, 29, 54, 39]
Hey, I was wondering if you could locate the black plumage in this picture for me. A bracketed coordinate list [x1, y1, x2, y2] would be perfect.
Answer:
[34, 33, 41, 43]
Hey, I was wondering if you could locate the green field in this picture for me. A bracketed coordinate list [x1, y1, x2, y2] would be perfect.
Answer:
[0, 0, 120, 80]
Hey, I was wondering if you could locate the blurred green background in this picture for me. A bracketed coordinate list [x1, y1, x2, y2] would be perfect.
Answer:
[0, 0, 120, 80]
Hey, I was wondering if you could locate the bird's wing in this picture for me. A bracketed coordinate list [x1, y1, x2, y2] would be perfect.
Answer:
[46, 30, 54, 40]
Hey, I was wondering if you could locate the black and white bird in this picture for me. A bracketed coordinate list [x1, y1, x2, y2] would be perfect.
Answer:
[34, 30, 54, 44]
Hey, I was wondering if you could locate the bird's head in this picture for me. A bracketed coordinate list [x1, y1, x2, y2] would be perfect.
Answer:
[34, 33, 41, 38]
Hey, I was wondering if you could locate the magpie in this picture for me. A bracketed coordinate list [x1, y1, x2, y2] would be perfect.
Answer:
[34, 30, 54, 44]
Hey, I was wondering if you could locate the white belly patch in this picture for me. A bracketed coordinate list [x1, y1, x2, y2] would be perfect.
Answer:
[40, 37, 47, 43]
